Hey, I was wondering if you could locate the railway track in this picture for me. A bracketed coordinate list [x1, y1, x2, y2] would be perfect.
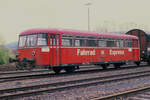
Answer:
[0, 65, 99, 75]
[0, 64, 148, 83]
[0, 66, 98, 83]
[127, 88, 150, 100]
[0, 69, 49, 75]
[92, 83, 150, 100]
[0, 66, 91, 75]
[1, 67, 150, 99]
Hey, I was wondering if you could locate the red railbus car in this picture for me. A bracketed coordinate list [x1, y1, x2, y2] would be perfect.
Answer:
[14, 28, 140, 73]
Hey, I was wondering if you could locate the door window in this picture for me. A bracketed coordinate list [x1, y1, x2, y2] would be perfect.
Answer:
[50, 35, 56, 45]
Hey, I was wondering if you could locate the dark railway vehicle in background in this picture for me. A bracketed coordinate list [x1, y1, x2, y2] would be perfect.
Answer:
[126, 29, 150, 64]
[10, 28, 140, 73]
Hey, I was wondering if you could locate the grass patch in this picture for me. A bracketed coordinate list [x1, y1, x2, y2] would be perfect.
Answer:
[0, 47, 10, 64]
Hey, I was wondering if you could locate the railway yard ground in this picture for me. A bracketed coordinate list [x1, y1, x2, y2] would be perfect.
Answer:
[1, 63, 150, 100]
[0, 63, 16, 71]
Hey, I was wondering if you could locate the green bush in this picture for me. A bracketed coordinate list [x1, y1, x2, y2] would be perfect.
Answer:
[0, 48, 10, 64]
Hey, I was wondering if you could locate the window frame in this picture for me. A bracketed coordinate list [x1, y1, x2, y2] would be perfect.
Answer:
[26, 34, 37, 47]
[106, 38, 116, 47]
[37, 33, 49, 46]
[18, 35, 27, 48]
[75, 35, 87, 47]
[61, 34, 74, 47]
[124, 39, 132, 47]
[98, 39, 106, 47]
[87, 36, 97, 47]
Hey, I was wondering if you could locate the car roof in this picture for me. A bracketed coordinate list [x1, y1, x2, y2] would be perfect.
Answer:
[20, 28, 138, 39]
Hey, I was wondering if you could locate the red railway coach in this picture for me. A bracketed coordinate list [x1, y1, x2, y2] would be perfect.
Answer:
[12, 28, 140, 73]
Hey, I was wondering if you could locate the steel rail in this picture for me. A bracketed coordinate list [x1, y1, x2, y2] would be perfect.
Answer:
[91, 84, 150, 100]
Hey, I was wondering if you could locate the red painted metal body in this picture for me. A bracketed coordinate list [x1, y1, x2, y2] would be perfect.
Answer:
[60, 47, 139, 64]
[17, 29, 140, 68]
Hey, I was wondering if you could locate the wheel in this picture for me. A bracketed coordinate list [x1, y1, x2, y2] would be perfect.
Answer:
[101, 64, 108, 70]
[53, 67, 62, 74]
[135, 61, 140, 66]
[75, 66, 80, 69]
[114, 64, 121, 69]
[64, 66, 75, 73]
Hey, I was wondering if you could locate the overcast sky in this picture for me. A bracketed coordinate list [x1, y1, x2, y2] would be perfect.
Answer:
[0, 0, 150, 43]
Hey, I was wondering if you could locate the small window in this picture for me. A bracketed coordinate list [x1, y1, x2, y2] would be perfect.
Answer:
[62, 39, 72, 46]
[19, 35, 27, 47]
[116, 41, 119, 47]
[107, 40, 116, 47]
[87, 40, 97, 47]
[26, 34, 37, 47]
[61, 35, 73, 46]
[50, 35, 60, 45]
[133, 39, 138, 47]
[75, 39, 86, 47]
[116, 40, 124, 47]
[37, 34, 48, 46]
[75, 40, 80, 46]
[50, 35, 55, 45]
[124, 40, 131, 47]
[57, 35, 59, 45]
[75, 35, 86, 47]
[98, 40, 106, 47]
[119, 40, 124, 47]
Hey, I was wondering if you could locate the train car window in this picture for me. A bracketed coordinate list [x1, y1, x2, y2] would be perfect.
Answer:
[61, 35, 73, 46]
[98, 40, 106, 47]
[133, 39, 138, 48]
[124, 40, 131, 47]
[128, 40, 132, 47]
[75, 35, 86, 47]
[87, 37, 97, 47]
[50, 35, 56, 45]
[107, 40, 116, 47]
[37, 34, 48, 46]
[26, 34, 37, 47]
[61, 39, 72, 46]
[75, 40, 80, 46]
[57, 35, 59, 45]
[116, 40, 123, 48]
[87, 40, 97, 47]
[120, 40, 124, 47]
[116, 41, 119, 47]
[53, 36, 56, 45]
[19, 35, 27, 48]
[75, 39, 86, 47]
